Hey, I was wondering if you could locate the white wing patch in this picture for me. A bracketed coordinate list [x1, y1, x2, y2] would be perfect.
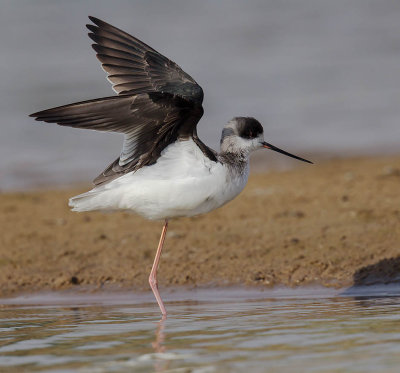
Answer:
[119, 132, 138, 166]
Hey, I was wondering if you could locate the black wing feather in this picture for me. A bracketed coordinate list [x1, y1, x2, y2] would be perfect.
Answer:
[30, 17, 215, 186]
[30, 92, 211, 185]
[87, 16, 204, 103]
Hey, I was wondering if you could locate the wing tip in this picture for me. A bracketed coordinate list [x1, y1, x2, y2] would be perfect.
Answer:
[88, 16, 113, 30]
[91, 43, 101, 52]
[29, 114, 47, 123]
[29, 111, 43, 120]
[86, 24, 97, 33]
[88, 32, 96, 43]
[88, 15, 100, 25]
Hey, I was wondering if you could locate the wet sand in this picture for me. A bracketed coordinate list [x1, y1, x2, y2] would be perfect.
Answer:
[0, 155, 399, 296]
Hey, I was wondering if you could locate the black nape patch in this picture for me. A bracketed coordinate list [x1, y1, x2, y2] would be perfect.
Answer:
[238, 117, 263, 139]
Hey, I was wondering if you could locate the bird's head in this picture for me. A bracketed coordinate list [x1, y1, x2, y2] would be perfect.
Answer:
[220, 117, 312, 163]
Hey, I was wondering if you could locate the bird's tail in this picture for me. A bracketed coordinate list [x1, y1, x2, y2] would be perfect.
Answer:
[69, 189, 104, 212]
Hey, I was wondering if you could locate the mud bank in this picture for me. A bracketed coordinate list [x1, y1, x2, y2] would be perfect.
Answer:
[1, 156, 399, 295]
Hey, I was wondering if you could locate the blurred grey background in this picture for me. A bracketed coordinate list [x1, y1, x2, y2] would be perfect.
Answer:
[1, 0, 400, 190]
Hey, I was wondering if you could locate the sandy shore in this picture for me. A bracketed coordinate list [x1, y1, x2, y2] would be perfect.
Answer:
[1, 155, 400, 296]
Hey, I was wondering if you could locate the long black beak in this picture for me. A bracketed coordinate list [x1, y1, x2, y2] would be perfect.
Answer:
[262, 142, 313, 164]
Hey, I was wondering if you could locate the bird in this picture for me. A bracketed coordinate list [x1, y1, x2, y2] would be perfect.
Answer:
[30, 16, 312, 316]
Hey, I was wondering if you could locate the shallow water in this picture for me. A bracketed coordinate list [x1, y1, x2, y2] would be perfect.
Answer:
[1, 287, 400, 372]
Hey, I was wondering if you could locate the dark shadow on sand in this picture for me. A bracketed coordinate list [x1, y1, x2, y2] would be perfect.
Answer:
[352, 256, 400, 286]
[340, 255, 400, 300]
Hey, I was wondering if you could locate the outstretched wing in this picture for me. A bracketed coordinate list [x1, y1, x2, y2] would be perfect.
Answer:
[87, 16, 204, 104]
[30, 92, 215, 185]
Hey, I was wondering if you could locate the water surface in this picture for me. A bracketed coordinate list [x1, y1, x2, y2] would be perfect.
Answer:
[1, 287, 400, 372]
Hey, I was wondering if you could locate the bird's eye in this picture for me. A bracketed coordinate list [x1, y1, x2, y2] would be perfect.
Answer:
[249, 131, 259, 139]
[242, 129, 254, 139]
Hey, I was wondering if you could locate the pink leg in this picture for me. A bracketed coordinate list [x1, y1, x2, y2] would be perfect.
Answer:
[149, 219, 168, 316]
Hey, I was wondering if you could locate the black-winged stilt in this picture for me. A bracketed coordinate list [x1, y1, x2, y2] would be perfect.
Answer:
[30, 17, 312, 316]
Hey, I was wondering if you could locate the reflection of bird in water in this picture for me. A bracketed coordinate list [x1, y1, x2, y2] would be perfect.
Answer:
[30, 17, 312, 316]
[152, 318, 166, 353]
[152, 318, 168, 372]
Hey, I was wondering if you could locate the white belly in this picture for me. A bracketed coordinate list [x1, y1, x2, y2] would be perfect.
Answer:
[69, 139, 249, 220]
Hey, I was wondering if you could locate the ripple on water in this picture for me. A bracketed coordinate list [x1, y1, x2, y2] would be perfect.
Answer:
[0, 286, 400, 372]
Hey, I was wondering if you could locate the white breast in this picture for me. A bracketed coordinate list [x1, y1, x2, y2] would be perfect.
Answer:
[69, 139, 249, 220]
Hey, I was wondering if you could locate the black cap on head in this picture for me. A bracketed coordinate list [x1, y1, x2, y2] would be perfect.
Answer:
[235, 117, 263, 139]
